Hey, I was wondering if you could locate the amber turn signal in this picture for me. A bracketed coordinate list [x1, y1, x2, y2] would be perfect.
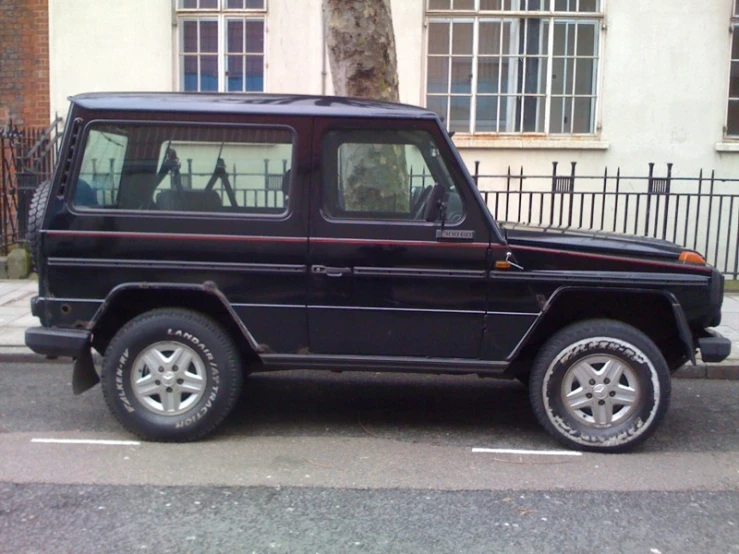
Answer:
[495, 260, 512, 270]
[678, 250, 706, 265]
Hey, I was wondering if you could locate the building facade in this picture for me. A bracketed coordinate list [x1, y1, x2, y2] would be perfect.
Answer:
[17, 0, 739, 180]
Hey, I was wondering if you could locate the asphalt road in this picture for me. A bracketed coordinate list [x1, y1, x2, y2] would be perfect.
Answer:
[1, 362, 738, 553]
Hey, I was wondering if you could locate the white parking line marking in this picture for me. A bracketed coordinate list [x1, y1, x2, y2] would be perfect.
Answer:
[472, 448, 582, 456]
[31, 438, 141, 446]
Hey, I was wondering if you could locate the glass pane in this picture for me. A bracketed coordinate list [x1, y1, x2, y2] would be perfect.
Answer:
[450, 57, 473, 93]
[227, 0, 245, 8]
[728, 100, 739, 135]
[246, 55, 264, 91]
[200, 55, 218, 91]
[522, 19, 546, 55]
[452, 22, 473, 54]
[228, 55, 244, 91]
[426, 95, 449, 123]
[552, 57, 573, 94]
[735, 0, 739, 17]
[183, 56, 198, 91]
[576, 22, 597, 56]
[200, 0, 218, 8]
[200, 21, 218, 53]
[575, 58, 596, 95]
[449, 96, 471, 132]
[732, 28, 739, 61]
[246, 0, 265, 8]
[578, 0, 599, 12]
[246, 20, 264, 52]
[499, 96, 519, 132]
[479, 22, 503, 55]
[553, 21, 575, 55]
[183, 21, 198, 53]
[180, 0, 197, 8]
[428, 22, 450, 54]
[731, 61, 739, 98]
[549, 96, 570, 133]
[478, 58, 500, 93]
[573, 97, 594, 132]
[429, 0, 452, 8]
[522, 56, 548, 94]
[453, 0, 474, 9]
[521, 96, 545, 132]
[75, 128, 129, 208]
[475, 96, 499, 131]
[227, 20, 244, 53]
[555, 0, 571, 10]
[480, 0, 506, 9]
[427, 57, 450, 93]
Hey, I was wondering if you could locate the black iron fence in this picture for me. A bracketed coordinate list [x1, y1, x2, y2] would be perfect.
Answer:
[472, 162, 739, 279]
[0, 119, 62, 252]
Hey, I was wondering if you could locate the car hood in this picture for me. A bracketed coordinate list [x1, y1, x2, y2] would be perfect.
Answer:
[498, 222, 685, 261]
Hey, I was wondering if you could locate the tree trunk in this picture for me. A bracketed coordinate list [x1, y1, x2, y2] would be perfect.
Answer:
[322, 0, 399, 101]
[322, 0, 408, 212]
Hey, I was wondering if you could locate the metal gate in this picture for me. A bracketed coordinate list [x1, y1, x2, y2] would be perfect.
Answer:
[0, 118, 62, 253]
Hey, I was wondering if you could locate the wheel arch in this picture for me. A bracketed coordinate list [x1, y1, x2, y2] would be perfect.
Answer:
[506, 287, 694, 377]
[89, 281, 262, 367]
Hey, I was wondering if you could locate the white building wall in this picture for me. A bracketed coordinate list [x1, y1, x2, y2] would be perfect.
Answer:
[49, 0, 173, 120]
[48, 0, 739, 181]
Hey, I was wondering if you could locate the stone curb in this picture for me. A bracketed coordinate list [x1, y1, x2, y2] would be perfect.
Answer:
[1, 346, 738, 379]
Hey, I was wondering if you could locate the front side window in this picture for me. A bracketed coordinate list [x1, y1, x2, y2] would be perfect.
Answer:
[727, 0, 739, 136]
[177, 0, 266, 92]
[73, 122, 293, 215]
[322, 129, 464, 223]
[426, 0, 602, 134]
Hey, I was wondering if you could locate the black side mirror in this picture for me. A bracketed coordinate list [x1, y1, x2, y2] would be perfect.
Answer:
[424, 183, 447, 223]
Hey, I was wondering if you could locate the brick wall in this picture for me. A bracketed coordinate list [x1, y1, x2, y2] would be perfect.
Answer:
[0, 0, 50, 128]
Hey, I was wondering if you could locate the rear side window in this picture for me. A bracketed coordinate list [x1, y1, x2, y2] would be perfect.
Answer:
[72, 122, 294, 214]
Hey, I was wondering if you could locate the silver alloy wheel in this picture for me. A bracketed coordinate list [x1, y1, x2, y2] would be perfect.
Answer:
[561, 354, 641, 427]
[131, 341, 206, 416]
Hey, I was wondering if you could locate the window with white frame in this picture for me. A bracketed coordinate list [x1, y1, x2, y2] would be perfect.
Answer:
[727, 0, 739, 136]
[426, 0, 602, 135]
[177, 0, 266, 93]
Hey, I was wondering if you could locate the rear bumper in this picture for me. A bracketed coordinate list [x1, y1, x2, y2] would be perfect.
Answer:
[25, 326, 91, 358]
[698, 329, 732, 363]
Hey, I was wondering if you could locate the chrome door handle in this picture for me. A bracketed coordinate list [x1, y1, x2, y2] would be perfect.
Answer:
[312, 265, 352, 277]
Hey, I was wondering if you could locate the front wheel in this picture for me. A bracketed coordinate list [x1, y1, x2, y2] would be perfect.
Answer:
[529, 319, 671, 453]
[101, 309, 243, 442]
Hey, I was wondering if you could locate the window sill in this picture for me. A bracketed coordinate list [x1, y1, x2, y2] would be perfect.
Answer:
[451, 134, 610, 151]
[715, 142, 739, 152]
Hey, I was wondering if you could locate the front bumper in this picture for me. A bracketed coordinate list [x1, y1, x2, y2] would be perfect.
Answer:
[25, 326, 91, 358]
[698, 329, 732, 363]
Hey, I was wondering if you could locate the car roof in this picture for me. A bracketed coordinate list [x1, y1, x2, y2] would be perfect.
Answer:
[70, 92, 439, 120]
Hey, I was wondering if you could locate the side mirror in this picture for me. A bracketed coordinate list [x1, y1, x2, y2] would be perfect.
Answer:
[424, 183, 447, 222]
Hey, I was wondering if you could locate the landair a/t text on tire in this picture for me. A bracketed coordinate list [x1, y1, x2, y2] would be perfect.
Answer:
[101, 308, 243, 442]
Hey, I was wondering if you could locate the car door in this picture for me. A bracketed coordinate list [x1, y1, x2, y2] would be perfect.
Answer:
[307, 119, 490, 359]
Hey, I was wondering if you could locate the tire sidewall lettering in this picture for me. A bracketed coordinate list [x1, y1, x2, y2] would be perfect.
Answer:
[542, 336, 661, 448]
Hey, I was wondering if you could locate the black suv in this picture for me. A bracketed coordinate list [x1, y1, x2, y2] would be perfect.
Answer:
[25, 92, 730, 452]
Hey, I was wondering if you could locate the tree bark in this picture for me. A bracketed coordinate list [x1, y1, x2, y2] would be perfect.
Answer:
[322, 0, 408, 212]
[322, 0, 400, 101]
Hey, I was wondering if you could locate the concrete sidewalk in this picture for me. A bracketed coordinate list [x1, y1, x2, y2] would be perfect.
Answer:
[1, 279, 738, 378]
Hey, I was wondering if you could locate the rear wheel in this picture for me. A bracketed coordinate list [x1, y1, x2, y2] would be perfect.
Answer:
[529, 319, 671, 453]
[101, 308, 243, 442]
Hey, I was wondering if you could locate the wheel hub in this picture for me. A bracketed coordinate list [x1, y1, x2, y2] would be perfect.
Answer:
[561, 354, 641, 428]
[130, 341, 206, 416]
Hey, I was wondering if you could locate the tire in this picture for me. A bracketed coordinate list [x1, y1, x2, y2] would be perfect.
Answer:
[529, 319, 671, 453]
[27, 180, 52, 271]
[101, 308, 243, 442]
